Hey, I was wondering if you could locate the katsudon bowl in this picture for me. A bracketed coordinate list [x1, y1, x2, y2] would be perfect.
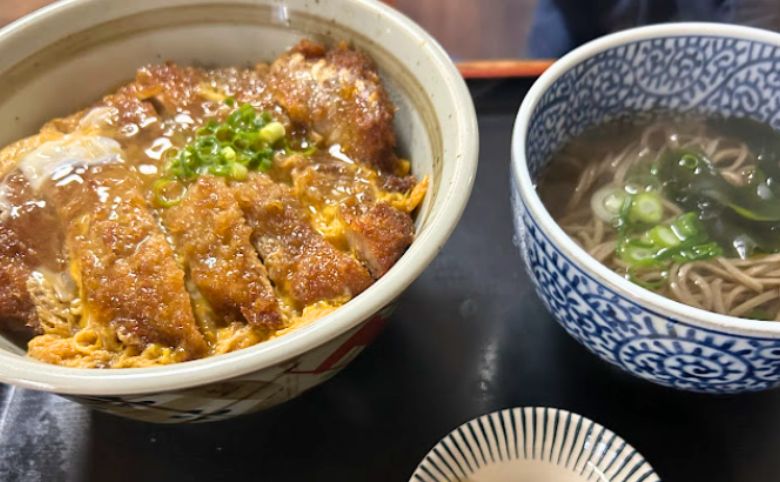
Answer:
[0, 0, 477, 422]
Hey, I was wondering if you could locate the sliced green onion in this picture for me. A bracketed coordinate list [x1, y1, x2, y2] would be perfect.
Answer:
[670, 212, 701, 239]
[259, 122, 286, 144]
[618, 211, 722, 270]
[258, 157, 273, 172]
[618, 240, 659, 267]
[215, 125, 235, 142]
[152, 178, 186, 208]
[605, 192, 627, 214]
[646, 225, 680, 248]
[196, 120, 218, 136]
[590, 185, 629, 223]
[163, 103, 286, 185]
[628, 191, 663, 224]
[678, 153, 699, 170]
[221, 145, 237, 161]
[670, 241, 722, 262]
[229, 163, 248, 181]
[162, 147, 179, 162]
[284, 139, 318, 157]
[208, 164, 231, 177]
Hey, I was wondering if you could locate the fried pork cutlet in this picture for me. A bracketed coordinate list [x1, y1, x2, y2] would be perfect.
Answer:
[267, 40, 398, 172]
[0, 172, 66, 338]
[290, 154, 414, 277]
[0, 224, 38, 339]
[163, 175, 282, 330]
[235, 173, 372, 308]
[50, 164, 207, 358]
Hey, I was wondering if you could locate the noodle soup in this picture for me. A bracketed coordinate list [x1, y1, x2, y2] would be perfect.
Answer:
[538, 116, 780, 321]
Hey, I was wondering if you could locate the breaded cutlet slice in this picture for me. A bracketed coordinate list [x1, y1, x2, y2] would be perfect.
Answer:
[290, 154, 414, 278]
[267, 40, 399, 173]
[234, 173, 372, 308]
[51, 164, 207, 358]
[162, 175, 282, 330]
[0, 172, 67, 339]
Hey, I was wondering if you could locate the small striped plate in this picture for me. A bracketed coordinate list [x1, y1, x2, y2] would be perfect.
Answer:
[411, 407, 660, 482]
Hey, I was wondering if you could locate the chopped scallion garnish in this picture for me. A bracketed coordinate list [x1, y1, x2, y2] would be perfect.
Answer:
[151, 178, 186, 208]
[153, 103, 293, 207]
[628, 191, 663, 225]
[590, 185, 629, 223]
[616, 211, 722, 272]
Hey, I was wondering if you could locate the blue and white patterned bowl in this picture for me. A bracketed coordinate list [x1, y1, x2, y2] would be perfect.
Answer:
[511, 23, 780, 394]
[411, 407, 660, 482]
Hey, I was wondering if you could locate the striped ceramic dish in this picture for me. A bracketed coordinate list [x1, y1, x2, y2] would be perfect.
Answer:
[411, 407, 660, 482]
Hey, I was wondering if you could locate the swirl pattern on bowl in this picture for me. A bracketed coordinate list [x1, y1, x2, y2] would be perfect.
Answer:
[526, 35, 780, 179]
[513, 187, 780, 392]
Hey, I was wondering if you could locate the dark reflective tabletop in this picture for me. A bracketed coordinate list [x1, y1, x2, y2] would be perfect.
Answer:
[2, 79, 780, 482]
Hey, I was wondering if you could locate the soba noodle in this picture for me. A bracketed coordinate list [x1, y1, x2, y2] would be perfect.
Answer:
[539, 117, 780, 321]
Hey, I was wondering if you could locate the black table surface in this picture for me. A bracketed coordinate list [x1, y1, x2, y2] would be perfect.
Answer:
[2, 79, 780, 482]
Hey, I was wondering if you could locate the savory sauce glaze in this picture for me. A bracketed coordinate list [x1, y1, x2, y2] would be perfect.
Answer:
[0, 40, 427, 367]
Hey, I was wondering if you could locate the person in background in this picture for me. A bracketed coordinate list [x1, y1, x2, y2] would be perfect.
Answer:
[528, 0, 780, 58]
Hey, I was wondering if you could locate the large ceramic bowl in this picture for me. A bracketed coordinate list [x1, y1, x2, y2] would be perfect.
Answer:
[0, 0, 478, 422]
[511, 23, 780, 394]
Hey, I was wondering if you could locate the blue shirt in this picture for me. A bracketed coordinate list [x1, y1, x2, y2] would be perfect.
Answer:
[528, 0, 780, 57]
